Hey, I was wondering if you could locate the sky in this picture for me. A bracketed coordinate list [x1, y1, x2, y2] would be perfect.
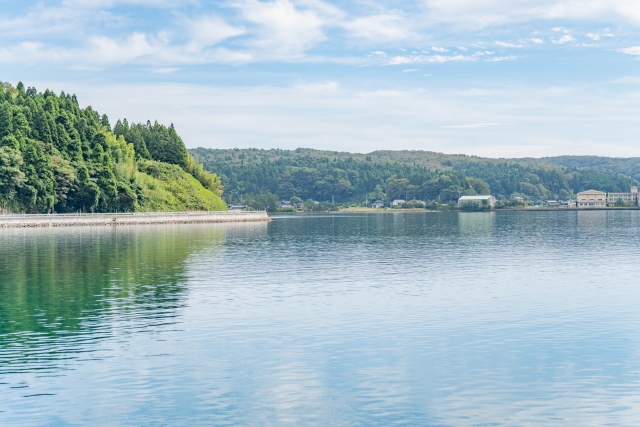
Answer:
[1, 0, 640, 157]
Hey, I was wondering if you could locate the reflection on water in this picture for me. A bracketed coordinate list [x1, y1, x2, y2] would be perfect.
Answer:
[1, 212, 640, 426]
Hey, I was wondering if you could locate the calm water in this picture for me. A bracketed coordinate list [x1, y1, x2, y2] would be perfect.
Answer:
[2, 211, 640, 426]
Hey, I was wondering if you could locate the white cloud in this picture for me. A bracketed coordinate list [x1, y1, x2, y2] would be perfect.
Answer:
[402, 69, 420, 72]
[586, 29, 614, 40]
[528, 38, 544, 44]
[294, 81, 340, 93]
[619, 46, 640, 56]
[182, 15, 245, 52]
[343, 14, 412, 41]
[389, 54, 475, 64]
[0, 32, 253, 66]
[233, 0, 341, 58]
[421, 1, 640, 28]
[60, 0, 193, 8]
[552, 35, 575, 44]
[442, 123, 501, 128]
[472, 51, 495, 56]
[432, 46, 448, 52]
[90, 32, 159, 64]
[485, 55, 518, 62]
[457, 46, 468, 51]
[495, 41, 523, 48]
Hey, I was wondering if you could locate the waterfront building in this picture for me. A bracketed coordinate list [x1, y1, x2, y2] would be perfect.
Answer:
[391, 199, 406, 207]
[576, 190, 607, 207]
[372, 200, 385, 209]
[457, 195, 496, 208]
[606, 186, 638, 206]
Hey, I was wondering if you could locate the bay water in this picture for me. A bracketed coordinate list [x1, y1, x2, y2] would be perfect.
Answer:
[1, 211, 640, 426]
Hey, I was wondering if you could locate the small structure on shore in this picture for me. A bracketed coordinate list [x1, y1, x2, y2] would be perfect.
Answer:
[371, 200, 385, 209]
[546, 200, 573, 207]
[458, 195, 496, 208]
[391, 199, 406, 207]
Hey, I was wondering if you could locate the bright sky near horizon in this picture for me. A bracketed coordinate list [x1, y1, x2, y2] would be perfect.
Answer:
[1, 0, 640, 157]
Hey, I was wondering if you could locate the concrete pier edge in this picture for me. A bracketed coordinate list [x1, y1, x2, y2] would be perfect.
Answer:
[0, 211, 271, 228]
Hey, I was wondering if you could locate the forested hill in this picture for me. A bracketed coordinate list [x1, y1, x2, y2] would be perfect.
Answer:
[0, 81, 225, 213]
[190, 147, 637, 207]
[516, 156, 640, 182]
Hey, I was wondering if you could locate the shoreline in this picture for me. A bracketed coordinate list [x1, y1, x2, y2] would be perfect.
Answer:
[271, 207, 640, 215]
[0, 211, 271, 228]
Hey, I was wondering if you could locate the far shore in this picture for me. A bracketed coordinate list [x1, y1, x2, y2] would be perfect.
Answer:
[270, 206, 640, 215]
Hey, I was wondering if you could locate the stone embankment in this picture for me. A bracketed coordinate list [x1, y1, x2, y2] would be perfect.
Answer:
[0, 211, 271, 228]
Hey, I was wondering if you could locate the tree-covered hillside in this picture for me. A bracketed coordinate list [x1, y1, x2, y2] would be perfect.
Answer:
[0, 81, 225, 213]
[190, 147, 636, 207]
[517, 156, 640, 182]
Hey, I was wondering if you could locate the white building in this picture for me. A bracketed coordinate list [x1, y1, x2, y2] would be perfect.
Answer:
[457, 195, 496, 208]
[371, 200, 384, 209]
[607, 186, 638, 206]
[391, 199, 406, 207]
[576, 190, 606, 207]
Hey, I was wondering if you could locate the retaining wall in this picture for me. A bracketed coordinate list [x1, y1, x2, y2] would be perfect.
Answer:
[0, 211, 271, 228]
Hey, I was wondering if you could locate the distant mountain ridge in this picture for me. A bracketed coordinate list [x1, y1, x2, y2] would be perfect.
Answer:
[190, 147, 638, 209]
[515, 156, 640, 182]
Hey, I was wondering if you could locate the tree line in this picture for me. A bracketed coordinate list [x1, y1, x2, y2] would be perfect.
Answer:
[0, 81, 224, 213]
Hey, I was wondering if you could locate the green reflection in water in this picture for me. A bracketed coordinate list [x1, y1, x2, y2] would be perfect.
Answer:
[0, 225, 230, 369]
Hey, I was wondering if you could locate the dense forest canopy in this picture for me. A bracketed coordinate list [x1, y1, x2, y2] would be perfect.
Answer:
[190, 147, 637, 208]
[0, 81, 224, 213]
[516, 155, 640, 182]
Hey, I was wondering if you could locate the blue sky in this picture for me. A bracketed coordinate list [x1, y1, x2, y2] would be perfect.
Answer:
[1, 0, 640, 157]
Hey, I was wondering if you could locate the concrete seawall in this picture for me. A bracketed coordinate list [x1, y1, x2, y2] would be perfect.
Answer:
[0, 211, 271, 228]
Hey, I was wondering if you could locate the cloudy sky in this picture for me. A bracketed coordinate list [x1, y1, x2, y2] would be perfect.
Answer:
[2, 0, 640, 157]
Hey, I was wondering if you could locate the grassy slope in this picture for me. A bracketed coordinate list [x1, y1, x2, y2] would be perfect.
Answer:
[136, 160, 227, 211]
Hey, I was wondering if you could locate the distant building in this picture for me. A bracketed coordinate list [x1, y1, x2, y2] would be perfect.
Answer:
[372, 200, 385, 209]
[606, 186, 638, 206]
[391, 199, 406, 207]
[296, 203, 305, 210]
[577, 190, 606, 207]
[458, 195, 496, 208]
[229, 204, 247, 211]
[547, 200, 571, 208]
[277, 201, 292, 209]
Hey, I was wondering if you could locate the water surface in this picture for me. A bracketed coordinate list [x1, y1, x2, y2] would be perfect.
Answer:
[1, 211, 640, 426]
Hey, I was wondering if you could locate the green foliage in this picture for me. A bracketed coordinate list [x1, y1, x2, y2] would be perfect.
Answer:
[400, 200, 426, 209]
[0, 81, 225, 213]
[460, 201, 490, 211]
[244, 192, 278, 212]
[190, 148, 638, 206]
[136, 160, 226, 211]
